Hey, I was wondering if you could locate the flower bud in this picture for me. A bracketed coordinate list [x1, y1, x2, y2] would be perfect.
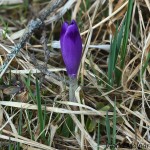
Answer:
[60, 20, 82, 78]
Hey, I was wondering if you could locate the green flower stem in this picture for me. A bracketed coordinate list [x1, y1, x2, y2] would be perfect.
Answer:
[69, 77, 78, 102]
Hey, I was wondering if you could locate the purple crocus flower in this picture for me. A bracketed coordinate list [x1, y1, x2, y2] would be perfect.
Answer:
[60, 20, 82, 78]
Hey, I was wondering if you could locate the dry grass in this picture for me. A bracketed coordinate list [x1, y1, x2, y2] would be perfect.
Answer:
[0, 0, 150, 150]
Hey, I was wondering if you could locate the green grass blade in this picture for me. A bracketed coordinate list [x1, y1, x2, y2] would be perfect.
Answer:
[18, 108, 22, 135]
[17, 108, 22, 150]
[108, 0, 133, 86]
[36, 77, 44, 138]
[120, 0, 133, 69]
[97, 120, 101, 150]
[114, 17, 126, 85]
[112, 100, 117, 150]
[105, 111, 111, 145]
[9, 138, 13, 150]
[22, 74, 35, 100]
[61, 115, 74, 137]
[26, 110, 34, 140]
[108, 33, 117, 87]
[107, 11, 130, 87]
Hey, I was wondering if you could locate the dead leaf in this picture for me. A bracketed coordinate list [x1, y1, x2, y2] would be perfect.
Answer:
[3, 86, 20, 95]
[108, 21, 116, 35]
[15, 91, 28, 102]
[114, 0, 125, 11]
[112, 0, 128, 22]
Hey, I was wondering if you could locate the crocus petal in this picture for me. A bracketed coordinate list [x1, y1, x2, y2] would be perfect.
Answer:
[60, 22, 69, 53]
[61, 20, 82, 78]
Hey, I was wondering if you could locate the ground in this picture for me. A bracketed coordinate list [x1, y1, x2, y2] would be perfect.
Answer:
[0, 0, 150, 150]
